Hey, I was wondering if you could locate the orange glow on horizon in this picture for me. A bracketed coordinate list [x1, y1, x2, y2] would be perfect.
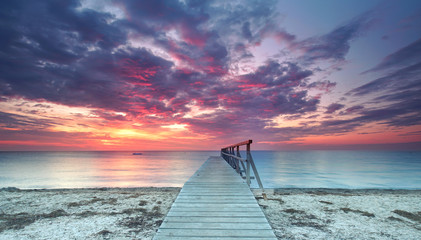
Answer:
[1, 97, 420, 151]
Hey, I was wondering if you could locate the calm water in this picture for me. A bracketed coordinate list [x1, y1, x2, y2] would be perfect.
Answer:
[0, 151, 420, 189]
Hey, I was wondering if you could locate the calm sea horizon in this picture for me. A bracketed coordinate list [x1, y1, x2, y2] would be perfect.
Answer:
[0, 150, 420, 189]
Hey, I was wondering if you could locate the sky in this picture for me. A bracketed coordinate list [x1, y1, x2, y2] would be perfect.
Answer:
[0, 0, 421, 151]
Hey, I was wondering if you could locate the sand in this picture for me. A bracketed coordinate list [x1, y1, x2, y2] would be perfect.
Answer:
[0, 187, 180, 240]
[1, 187, 421, 240]
[254, 189, 421, 240]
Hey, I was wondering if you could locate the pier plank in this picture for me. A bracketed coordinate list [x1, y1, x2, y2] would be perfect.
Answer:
[156, 229, 276, 237]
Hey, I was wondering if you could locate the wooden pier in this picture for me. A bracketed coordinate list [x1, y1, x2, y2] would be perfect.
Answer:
[153, 155, 277, 239]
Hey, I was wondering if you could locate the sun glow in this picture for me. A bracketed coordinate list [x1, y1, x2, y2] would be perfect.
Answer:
[161, 124, 188, 131]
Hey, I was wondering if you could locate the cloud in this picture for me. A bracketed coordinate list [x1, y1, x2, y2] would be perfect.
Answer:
[0, 111, 53, 130]
[347, 39, 421, 129]
[7, 0, 410, 148]
[116, 0, 210, 46]
[239, 60, 312, 90]
[356, 99, 421, 127]
[325, 103, 345, 114]
[230, 60, 318, 118]
[344, 105, 364, 114]
[349, 62, 421, 97]
[331, 38, 421, 133]
[307, 80, 337, 92]
[294, 14, 373, 64]
[364, 38, 421, 73]
[0, 0, 323, 143]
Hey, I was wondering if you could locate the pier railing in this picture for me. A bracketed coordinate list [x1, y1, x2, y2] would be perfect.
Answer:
[221, 139, 267, 199]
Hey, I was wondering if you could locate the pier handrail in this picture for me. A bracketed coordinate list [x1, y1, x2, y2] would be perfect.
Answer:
[221, 139, 267, 199]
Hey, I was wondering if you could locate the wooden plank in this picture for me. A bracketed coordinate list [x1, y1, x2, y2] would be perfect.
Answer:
[179, 188, 251, 192]
[181, 185, 251, 188]
[174, 201, 257, 204]
[180, 188, 251, 192]
[154, 237, 276, 240]
[173, 200, 257, 204]
[168, 207, 262, 212]
[160, 222, 272, 229]
[163, 216, 269, 223]
[172, 203, 259, 208]
[179, 193, 252, 196]
[156, 229, 275, 237]
[179, 192, 252, 195]
[167, 211, 265, 217]
[175, 196, 254, 201]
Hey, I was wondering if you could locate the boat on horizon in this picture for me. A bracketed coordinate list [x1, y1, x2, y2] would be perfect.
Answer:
[132, 152, 143, 155]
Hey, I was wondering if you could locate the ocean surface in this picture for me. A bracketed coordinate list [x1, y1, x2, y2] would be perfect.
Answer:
[0, 151, 420, 189]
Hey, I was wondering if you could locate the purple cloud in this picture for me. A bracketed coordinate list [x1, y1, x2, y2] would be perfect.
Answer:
[6, 0, 418, 148]
[294, 14, 373, 64]
[344, 105, 364, 114]
[363, 38, 421, 74]
[307, 80, 337, 92]
[345, 37, 421, 131]
[325, 103, 345, 114]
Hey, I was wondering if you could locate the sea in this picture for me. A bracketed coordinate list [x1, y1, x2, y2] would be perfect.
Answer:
[0, 151, 420, 189]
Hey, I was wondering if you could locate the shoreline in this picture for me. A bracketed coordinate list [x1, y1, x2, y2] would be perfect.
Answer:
[3, 186, 421, 191]
[1, 187, 421, 239]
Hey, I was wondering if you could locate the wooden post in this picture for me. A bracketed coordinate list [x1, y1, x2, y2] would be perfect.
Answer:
[236, 146, 241, 157]
[235, 146, 240, 174]
[248, 152, 267, 200]
[246, 143, 251, 186]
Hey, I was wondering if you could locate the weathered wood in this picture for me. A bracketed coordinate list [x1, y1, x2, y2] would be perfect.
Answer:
[168, 207, 263, 213]
[167, 211, 265, 217]
[153, 156, 276, 240]
[163, 216, 269, 223]
[160, 222, 272, 229]
[170, 203, 261, 208]
[156, 229, 276, 237]
[154, 237, 276, 240]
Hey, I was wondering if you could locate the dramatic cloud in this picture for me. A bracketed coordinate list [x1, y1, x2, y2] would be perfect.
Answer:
[1, 0, 420, 150]
[231, 60, 318, 117]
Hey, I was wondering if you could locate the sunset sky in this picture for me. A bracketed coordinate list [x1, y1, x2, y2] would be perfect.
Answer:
[1, 0, 421, 151]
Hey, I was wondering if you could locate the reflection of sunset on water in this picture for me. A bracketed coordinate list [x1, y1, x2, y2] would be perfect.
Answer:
[94, 154, 165, 187]
[0, 152, 210, 189]
[91, 152, 208, 188]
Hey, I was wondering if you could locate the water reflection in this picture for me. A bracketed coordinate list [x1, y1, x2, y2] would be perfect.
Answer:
[0, 151, 213, 189]
[0, 150, 420, 189]
[252, 150, 421, 189]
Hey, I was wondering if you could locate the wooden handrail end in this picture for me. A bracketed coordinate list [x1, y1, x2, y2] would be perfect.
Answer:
[222, 139, 253, 149]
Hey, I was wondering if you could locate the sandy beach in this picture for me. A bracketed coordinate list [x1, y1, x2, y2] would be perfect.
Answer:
[0, 187, 180, 240]
[255, 189, 421, 240]
[1, 188, 420, 240]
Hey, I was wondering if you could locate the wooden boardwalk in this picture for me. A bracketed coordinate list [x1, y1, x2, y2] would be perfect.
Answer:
[153, 156, 277, 240]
